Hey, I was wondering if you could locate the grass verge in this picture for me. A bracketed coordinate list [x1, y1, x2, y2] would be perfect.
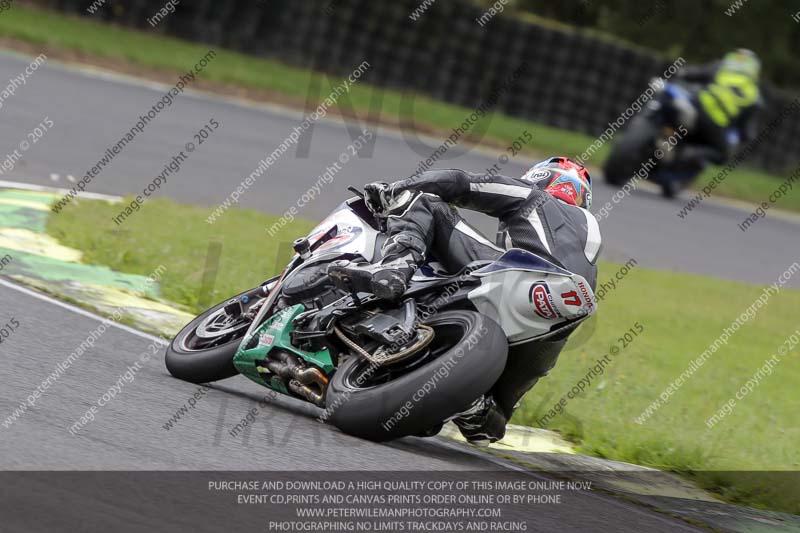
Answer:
[45, 197, 315, 312]
[515, 263, 800, 514]
[46, 195, 800, 514]
[2, 5, 799, 213]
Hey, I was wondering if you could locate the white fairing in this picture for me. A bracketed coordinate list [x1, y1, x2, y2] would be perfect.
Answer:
[303, 205, 595, 346]
[467, 267, 596, 345]
[305, 203, 380, 261]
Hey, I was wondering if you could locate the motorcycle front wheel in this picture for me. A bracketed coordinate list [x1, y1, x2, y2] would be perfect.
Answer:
[165, 286, 266, 383]
[325, 310, 508, 442]
[603, 115, 659, 187]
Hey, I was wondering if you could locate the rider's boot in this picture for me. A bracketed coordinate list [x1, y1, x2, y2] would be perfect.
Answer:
[327, 234, 425, 300]
[452, 396, 506, 446]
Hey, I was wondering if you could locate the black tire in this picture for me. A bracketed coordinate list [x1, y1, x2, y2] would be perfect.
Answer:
[603, 115, 658, 187]
[165, 287, 265, 383]
[326, 310, 508, 442]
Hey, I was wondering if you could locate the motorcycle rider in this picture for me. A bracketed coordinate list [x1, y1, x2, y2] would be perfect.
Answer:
[671, 48, 762, 170]
[328, 157, 601, 445]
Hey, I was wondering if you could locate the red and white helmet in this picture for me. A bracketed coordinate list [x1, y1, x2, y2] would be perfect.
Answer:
[521, 156, 592, 209]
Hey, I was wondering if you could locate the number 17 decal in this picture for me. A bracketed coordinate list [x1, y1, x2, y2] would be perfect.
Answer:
[561, 291, 581, 306]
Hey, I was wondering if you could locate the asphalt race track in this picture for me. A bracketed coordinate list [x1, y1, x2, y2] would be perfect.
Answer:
[0, 52, 796, 287]
[0, 51, 785, 531]
[0, 282, 706, 532]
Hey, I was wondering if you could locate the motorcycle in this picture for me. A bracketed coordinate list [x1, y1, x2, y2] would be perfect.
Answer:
[603, 81, 739, 198]
[165, 189, 596, 441]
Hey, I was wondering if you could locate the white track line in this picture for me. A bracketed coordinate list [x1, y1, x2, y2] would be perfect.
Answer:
[0, 275, 693, 516]
[0, 277, 167, 345]
[0, 49, 508, 166]
[0, 274, 527, 475]
[3, 49, 797, 226]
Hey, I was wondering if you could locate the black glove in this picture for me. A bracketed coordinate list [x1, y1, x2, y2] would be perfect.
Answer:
[363, 181, 393, 215]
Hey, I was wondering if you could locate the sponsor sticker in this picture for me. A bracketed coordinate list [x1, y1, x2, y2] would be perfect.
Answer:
[317, 225, 363, 252]
[529, 282, 561, 320]
[577, 280, 595, 311]
[521, 168, 552, 182]
[258, 333, 275, 347]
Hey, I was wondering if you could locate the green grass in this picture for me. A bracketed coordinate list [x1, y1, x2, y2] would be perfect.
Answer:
[46, 196, 800, 513]
[701, 164, 799, 211]
[45, 197, 315, 312]
[514, 263, 800, 513]
[2, 5, 798, 213]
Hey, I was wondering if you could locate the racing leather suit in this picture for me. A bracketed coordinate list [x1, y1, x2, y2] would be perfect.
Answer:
[674, 62, 761, 165]
[384, 168, 601, 418]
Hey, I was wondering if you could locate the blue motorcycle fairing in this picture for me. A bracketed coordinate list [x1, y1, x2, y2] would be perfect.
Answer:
[664, 83, 691, 102]
[472, 248, 573, 278]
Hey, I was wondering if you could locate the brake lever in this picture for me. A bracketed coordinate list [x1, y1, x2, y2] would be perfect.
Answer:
[347, 186, 364, 199]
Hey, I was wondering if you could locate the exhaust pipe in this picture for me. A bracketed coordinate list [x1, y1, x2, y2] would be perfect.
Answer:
[288, 379, 325, 406]
[262, 350, 328, 407]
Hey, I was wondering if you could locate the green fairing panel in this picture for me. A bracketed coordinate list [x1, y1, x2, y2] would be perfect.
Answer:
[233, 304, 334, 393]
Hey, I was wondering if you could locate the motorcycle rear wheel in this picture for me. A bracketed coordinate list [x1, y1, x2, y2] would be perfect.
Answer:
[325, 310, 508, 442]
